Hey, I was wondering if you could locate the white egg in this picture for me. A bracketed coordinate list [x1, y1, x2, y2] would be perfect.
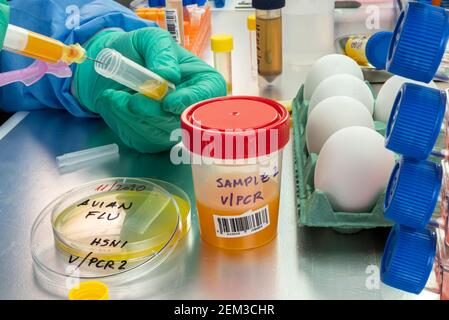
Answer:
[304, 54, 364, 101]
[374, 75, 438, 123]
[309, 74, 374, 115]
[314, 126, 395, 212]
[306, 96, 375, 154]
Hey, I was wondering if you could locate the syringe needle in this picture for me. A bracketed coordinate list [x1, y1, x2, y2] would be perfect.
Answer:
[85, 56, 104, 65]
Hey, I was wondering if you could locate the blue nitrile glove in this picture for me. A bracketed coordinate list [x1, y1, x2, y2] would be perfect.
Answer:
[74, 27, 227, 153]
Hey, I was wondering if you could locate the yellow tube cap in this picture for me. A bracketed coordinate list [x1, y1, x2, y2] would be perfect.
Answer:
[68, 281, 109, 300]
[211, 34, 234, 53]
[247, 15, 256, 31]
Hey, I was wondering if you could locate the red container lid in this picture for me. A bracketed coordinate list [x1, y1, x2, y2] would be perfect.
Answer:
[181, 96, 290, 160]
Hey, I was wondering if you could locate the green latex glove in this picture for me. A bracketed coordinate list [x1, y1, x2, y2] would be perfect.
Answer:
[0, 0, 9, 49]
[74, 27, 227, 153]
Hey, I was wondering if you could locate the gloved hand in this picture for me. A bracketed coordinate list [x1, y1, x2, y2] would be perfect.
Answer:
[74, 27, 227, 153]
[0, 0, 9, 49]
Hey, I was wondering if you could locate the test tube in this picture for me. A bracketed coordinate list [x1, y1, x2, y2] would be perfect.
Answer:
[56, 144, 119, 169]
[94, 48, 175, 101]
[252, 0, 285, 83]
[165, 0, 185, 46]
[211, 34, 233, 95]
[380, 157, 449, 299]
[247, 15, 257, 77]
[2, 24, 87, 65]
[335, 31, 393, 70]
[190, 7, 205, 32]
[384, 83, 447, 161]
[386, 2, 449, 83]
[380, 224, 447, 298]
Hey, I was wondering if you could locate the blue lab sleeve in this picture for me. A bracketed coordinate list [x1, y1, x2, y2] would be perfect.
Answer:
[0, 0, 156, 117]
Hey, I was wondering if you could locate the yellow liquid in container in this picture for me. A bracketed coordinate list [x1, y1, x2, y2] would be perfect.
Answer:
[52, 191, 190, 261]
[256, 16, 283, 78]
[195, 179, 281, 250]
[19, 32, 85, 64]
[139, 80, 169, 101]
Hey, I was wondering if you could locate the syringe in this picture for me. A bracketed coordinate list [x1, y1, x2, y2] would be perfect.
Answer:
[2, 24, 96, 65]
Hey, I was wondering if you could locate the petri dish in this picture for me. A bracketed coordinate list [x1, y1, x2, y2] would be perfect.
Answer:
[31, 177, 191, 295]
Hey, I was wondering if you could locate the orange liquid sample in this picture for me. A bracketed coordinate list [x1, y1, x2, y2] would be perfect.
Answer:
[22, 32, 64, 64]
[195, 180, 281, 250]
[256, 16, 282, 78]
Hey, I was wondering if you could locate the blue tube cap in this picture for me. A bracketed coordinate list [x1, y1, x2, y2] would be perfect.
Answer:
[385, 83, 446, 160]
[366, 31, 393, 70]
[384, 157, 442, 229]
[387, 2, 449, 83]
[381, 225, 436, 295]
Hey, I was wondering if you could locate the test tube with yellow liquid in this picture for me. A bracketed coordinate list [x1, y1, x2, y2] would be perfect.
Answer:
[94, 48, 175, 101]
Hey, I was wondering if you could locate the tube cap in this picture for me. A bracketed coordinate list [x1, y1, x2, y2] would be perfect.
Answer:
[384, 157, 442, 229]
[385, 83, 446, 160]
[387, 2, 449, 83]
[181, 96, 290, 159]
[381, 225, 436, 295]
[211, 34, 234, 53]
[252, 0, 285, 10]
[365, 31, 393, 70]
[68, 281, 109, 300]
[247, 15, 256, 31]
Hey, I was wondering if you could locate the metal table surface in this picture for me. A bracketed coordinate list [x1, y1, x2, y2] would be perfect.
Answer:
[0, 10, 436, 300]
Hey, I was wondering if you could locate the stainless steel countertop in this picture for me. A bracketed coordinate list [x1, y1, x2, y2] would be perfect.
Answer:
[0, 9, 437, 300]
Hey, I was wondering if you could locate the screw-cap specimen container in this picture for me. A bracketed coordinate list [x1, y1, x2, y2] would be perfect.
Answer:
[252, 0, 285, 82]
[181, 96, 290, 250]
[387, 2, 449, 83]
[385, 83, 447, 160]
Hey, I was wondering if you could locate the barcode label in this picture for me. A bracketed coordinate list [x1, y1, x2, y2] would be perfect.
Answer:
[165, 9, 181, 44]
[214, 205, 270, 238]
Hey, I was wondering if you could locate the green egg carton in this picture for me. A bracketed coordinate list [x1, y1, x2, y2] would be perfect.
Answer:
[292, 85, 393, 233]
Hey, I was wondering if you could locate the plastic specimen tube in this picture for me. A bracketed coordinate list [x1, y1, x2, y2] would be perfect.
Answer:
[384, 83, 447, 161]
[387, 2, 449, 82]
[56, 144, 119, 169]
[252, 0, 285, 82]
[247, 15, 257, 77]
[211, 34, 233, 95]
[94, 48, 175, 101]
[165, 0, 185, 46]
[2, 24, 87, 65]
[336, 32, 393, 70]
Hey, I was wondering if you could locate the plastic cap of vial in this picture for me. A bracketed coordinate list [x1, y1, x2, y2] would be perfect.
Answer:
[385, 83, 446, 160]
[211, 34, 234, 53]
[252, 0, 285, 10]
[381, 225, 436, 295]
[181, 96, 290, 159]
[247, 15, 256, 31]
[68, 281, 109, 300]
[384, 157, 442, 229]
[387, 2, 449, 83]
[365, 31, 393, 70]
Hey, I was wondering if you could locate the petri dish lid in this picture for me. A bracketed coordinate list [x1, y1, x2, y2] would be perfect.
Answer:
[31, 177, 187, 293]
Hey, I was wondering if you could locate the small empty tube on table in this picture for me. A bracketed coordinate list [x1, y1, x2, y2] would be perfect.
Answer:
[56, 144, 119, 169]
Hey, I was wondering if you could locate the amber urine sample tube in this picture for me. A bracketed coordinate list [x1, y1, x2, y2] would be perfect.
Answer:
[253, 0, 285, 83]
